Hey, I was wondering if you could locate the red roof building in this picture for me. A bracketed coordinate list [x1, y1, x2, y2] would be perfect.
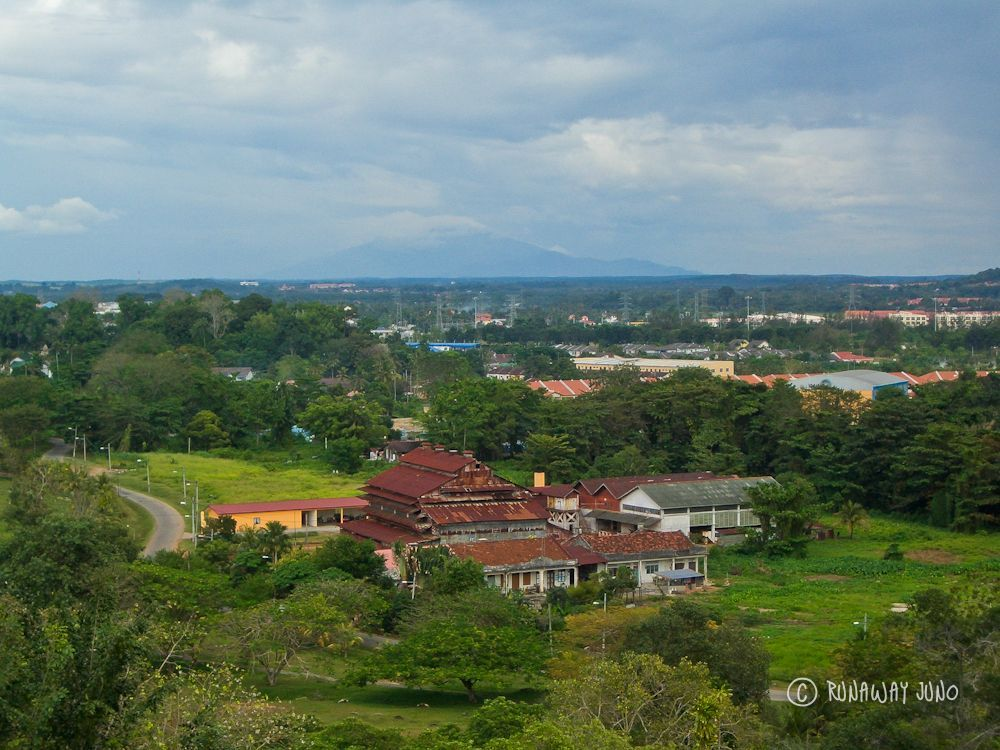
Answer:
[349, 445, 548, 547]
[574, 473, 720, 512]
[831, 351, 878, 363]
[527, 379, 596, 398]
[448, 536, 591, 593]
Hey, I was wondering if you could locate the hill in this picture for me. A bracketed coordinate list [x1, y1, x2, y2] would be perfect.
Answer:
[271, 233, 695, 279]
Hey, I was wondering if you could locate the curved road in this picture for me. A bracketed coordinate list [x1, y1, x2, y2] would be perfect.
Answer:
[44, 439, 185, 557]
[117, 485, 186, 557]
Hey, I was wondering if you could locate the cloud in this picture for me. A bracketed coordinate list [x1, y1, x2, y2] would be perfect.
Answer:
[0, 197, 116, 233]
[487, 114, 959, 214]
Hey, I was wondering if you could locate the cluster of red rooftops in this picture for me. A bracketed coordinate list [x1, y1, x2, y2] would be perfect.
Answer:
[207, 445, 770, 591]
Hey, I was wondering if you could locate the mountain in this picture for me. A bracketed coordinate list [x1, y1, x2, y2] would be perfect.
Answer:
[271, 233, 695, 279]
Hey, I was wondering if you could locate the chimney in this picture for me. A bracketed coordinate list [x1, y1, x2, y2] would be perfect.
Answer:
[434, 444, 445, 451]
[533, 471, 546, 488]
[420, 441, 431, 448]
[462, 450, 474, 457]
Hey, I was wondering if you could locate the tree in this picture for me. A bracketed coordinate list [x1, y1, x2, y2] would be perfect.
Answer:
[185, 409, 230, 449]
[260, 520, 292, 564]
[626, 599, 771, 705]
[550, 653, 766, 749]
[521, 432, 577, 483]
[837, 499, 868, 539]
[360, 589, 546, 702]
[746, 475, 820, 552]
[314, 535, 386, 581]
[197, 289, 235, 339]
[118, 665, 315, 749]
[230, 591, 356, 685]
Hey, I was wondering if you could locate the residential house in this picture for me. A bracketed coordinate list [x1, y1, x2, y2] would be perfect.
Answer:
[448, 536, 584, 593]
[573, 472, 720, 512]
[571, 530, 708, 587]
[526, 379, 595, 398]
[830, 351, 877, 364]
[618, 476, 776, 542]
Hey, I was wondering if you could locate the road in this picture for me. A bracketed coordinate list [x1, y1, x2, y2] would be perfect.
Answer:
[44, 439, 185, 557]
[116, 485, 186, 557]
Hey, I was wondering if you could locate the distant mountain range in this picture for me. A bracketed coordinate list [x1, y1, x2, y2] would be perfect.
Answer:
[271, 233, 695, 278]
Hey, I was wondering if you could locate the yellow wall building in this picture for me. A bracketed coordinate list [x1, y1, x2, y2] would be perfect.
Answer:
[203, 497, 368, 532]
[573, 355, 734, 378]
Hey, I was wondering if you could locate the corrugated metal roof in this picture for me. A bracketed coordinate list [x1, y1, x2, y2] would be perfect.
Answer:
[207, 497, 367, 515]
[583, 508, 659, 526]
[340, 519, 430, 547]
[576, 473, 718, 499]
[400, 447, 476, 472]
[579, 530, 697, 554]
[448, 536, 578, 568]
[792, 370, 908, 390]
[626, 477, 777, 510]
[365, 464, 452, 501]
[423, 500, 548, 525]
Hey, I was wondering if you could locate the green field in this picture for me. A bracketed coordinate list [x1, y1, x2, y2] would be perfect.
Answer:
[91, 450, 371, 514]
[258, 676, 540, 736]
[114, 492, 156, 547]
[704, 513, 999, 681]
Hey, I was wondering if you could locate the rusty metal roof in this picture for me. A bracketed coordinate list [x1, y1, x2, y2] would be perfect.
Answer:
[578, 530, 698, 555]
[423, 500, 548, 526]
[400, 446, 476, 472]
[448, 536, 579, 568]
[364, 464, 452, 501]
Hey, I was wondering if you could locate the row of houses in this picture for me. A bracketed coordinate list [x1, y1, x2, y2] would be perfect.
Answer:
[844, 309, 999, 327]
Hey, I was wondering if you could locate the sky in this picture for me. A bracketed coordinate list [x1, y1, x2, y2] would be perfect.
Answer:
[1, 0, 998, 279]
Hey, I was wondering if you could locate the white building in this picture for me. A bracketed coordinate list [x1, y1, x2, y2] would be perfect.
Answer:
[618, 477, 774, 542]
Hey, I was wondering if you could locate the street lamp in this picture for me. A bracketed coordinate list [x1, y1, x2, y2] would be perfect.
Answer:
[136, 458, 150, 493]
[102, 444, 112, 471]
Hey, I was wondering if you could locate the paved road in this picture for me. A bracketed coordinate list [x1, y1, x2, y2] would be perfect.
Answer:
[117, 485, 186, 557]
[44, 439, 185, 557]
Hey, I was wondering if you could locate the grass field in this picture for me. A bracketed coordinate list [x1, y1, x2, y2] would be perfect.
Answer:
[703, 513, 999, 681]
[91, 450, 371, 514]
[257, 676, 540, 735]
[114, 492, 156, 547]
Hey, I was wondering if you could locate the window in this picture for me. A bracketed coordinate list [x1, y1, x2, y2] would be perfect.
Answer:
[253, 517, 261, 525]
[555, 570, 566, 584]
[645, 563, 660, 575]
[675, 561, 686, 570]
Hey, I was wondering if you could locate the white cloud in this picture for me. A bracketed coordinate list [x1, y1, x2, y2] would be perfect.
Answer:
[489, 114, 959, 214]
[0, 197, 116, 233]
[343, 211, 484, 243]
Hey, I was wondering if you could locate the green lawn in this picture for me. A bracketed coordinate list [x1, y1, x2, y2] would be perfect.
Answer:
[113, 492, 156, 547]
[257, 674, 541, 736]
[703, 513, 999, 681]
[88, 451, 371, 514]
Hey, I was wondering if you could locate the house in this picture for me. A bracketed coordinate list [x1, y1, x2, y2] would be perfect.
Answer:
[370, 439, 423, 462]
[573, 356, 734, 379]
[830, 351, 877, 364]
[617, 476, 775, 542]
[448, 536, 583, 593]
[571, 530, 708, 587]
[486, 365, 525, 380]
[526, 379, 595, 398]
[791, 370, 909, 400]
[344, 445, 548, 547]
[211, 366, 255, 381]
[203, 497, 368, 532]
[532, 482, 580, 532]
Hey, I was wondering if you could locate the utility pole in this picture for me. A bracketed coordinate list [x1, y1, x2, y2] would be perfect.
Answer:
[182, 467, 187, 500]
[395, 291, 403, 326]
[435, 293, 444, 330]
[693, 292, 699, 322]
[105, 444, 112, 471]
[745, 296, 752, 338]
[82, 434, 87, 463]
[72, 427, 78, 459]
[193, 481, 199, 549]
[473, 296, 479, 328]
[145, 460, 151, 493]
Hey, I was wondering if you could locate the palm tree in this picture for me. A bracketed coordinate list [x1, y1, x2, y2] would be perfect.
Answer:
[260, 521, 291, 564]
[838, 500, 868, 539]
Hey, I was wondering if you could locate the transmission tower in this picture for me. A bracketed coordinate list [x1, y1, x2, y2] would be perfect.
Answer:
[394, 291, 403, 326]
[435, 293, 444, 330]
[693, 292, 699, 322]
[620, 293, 632, 323]
[506, 294, 518, 325]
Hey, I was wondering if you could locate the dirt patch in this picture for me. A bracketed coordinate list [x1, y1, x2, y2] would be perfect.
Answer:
[804, 574, 850, 582]
[907, 549, 961, 564]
